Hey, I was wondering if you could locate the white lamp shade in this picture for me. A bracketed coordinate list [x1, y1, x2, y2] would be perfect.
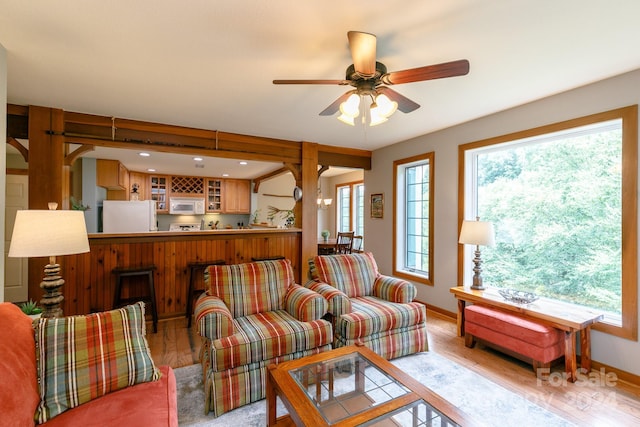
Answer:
[459, 220, 495, 247]
[374, 94, 398, 118]
[9, 210, 90, 258]
[337, 113, 355, 126]
[369, 107, 388, 126]
[339, 93, 361, 118]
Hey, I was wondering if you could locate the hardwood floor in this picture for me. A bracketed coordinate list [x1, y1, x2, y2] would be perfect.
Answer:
[147, 310, 640, 426]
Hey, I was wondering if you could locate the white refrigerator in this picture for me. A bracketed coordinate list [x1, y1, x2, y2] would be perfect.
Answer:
[102, 200, 157, 233]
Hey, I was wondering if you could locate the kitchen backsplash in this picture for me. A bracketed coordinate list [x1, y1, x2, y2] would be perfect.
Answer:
[157, 213, 250, 231]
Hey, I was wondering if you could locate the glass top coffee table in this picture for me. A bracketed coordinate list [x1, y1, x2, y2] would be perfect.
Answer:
[266, 345, 475, 426]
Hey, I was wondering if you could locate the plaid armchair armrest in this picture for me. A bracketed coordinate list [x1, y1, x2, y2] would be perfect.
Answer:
[194, 293, 235, 340]
[305, 280, 352, 318]
[285, 284, 328, 322]
[372, 275, 417, 303]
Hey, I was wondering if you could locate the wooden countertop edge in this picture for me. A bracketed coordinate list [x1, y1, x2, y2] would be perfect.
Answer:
[89, 227, 302, 239]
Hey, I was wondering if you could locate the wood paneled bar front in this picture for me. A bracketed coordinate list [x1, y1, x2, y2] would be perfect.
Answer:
[60, 228, 301, 318]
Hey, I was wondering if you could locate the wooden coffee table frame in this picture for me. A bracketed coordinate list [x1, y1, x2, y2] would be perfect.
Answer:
[266, 344, 476, 427]
[450, 286, 604, 383]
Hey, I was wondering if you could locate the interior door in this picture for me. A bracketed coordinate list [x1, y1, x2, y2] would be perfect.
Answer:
[4, 173, 29, 302]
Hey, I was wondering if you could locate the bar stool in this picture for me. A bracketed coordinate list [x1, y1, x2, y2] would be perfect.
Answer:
[186, 260, 225, 328]
[112, 265, 158, 333]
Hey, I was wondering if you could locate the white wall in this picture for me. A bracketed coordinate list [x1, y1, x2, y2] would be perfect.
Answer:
[366, 68, 640, 376]
[254, 173, 296, 227]
[0, 43, 7, 301]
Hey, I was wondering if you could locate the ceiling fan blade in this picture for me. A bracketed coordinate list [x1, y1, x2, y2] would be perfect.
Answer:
[347, 31, 377, 78]
[273, 79, 348, 85]
[377, 87, 420, 113]
[381, 59, 470, 85]
[319, 91, 354, 116]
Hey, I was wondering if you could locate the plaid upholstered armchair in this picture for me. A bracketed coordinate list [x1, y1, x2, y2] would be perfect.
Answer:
[306, 252, 428, 360]
[194, 259, 332, 417]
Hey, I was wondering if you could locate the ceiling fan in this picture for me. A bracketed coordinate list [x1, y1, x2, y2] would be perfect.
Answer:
[273, 31, 470, 126]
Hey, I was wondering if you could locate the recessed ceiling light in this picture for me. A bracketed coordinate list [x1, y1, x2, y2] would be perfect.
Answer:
[222, 173, 229, 177]
[139, 152, 151, 157]
[193, 157, 203, 161]
[147, 168, 156, 172]
[239, 161, 248, 165]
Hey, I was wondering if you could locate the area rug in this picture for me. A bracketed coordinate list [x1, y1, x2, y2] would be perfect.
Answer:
[175, 351, 575, 426]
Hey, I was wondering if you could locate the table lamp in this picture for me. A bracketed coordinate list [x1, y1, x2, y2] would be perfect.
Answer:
[8, 203, 90, 318]
[459, 217, 495, 290]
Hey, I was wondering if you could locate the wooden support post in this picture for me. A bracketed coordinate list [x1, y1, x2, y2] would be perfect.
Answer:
[27, 106, 66, 305]
[300, 141, 318, 280]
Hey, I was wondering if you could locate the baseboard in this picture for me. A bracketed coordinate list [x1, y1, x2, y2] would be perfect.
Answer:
[416, 299, 456, 320]
[421, 299, 640, 388]
[591, 359, 640, 387]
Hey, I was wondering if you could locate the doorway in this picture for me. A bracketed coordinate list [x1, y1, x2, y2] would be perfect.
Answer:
[4, 173, 28, 302]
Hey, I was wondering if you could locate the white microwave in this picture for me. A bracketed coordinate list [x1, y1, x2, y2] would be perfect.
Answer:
[169, 197, 205, 215]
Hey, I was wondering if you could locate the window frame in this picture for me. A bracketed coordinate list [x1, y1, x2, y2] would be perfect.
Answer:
[335, 180, 364, 236]
[393, 152, 435, 285]
[457, 105, 638, 340]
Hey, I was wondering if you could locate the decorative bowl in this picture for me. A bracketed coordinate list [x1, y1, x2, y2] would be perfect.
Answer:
[497, 288, 538, 304]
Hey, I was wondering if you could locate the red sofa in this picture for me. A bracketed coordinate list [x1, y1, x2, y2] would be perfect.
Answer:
[0, 302, 178, 427]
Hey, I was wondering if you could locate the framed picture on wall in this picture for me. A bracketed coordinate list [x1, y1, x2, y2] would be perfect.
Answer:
[371, 193, 384, 219]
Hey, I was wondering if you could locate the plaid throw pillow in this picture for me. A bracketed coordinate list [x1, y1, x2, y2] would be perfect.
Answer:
[33, 302, 160, 423]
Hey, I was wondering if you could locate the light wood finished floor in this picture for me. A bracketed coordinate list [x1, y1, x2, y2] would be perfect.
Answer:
[147, 310, 640, 426]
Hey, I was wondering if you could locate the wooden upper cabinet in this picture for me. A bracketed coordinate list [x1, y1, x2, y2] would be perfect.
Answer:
[206, 179, 223, 213]
[224, 179, 251, 214]
[170, 175, 205, 197]
[129, 171, 148, 200]
[150, 175, 169, 212]
[97, 159, 129, 190]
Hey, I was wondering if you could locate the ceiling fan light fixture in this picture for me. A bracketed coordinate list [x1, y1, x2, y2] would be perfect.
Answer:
[374, 93, 398, 118]
[369, 110, 388, 126]
[339, 93, 361, 118]
[337, 113, 355, 126]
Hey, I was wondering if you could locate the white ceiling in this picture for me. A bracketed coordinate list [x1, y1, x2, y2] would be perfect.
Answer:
[3, 1, 640, 176]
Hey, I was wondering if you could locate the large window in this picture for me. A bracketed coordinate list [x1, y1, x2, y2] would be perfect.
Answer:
[336, 181, 364, 238]
[393, 152, 434, 285]
[459, 106, 637, 339]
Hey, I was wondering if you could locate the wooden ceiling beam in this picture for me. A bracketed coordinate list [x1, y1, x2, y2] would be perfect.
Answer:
[252, 167, 290, 193]
[318, 144, 371, 170]
[64, 144, 94, 166]
[7, 136, 28, 162]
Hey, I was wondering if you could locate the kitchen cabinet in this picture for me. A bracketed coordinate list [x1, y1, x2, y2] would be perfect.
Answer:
[128, 171, 148, 201]
[170, 175, 205, 197]
[224, 179, 251, 213]
[150, 175, 169, 212]
[206, 179, 223, 212]
[97, 159, 129, 190]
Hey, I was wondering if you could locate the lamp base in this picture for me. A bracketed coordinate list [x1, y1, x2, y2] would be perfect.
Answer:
[470, 284, 486, 291]
[40, 263, 65, 318]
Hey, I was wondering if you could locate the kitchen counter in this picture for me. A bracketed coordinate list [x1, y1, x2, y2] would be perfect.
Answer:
[89, 227, 301, 239]
[62, 228, 302, 318]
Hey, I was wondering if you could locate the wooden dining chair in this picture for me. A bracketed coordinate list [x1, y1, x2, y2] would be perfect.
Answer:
[335, 231, 355, 254]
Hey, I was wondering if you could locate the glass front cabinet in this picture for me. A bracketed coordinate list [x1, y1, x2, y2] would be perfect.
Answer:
[150, 175, 169, 212]
[206, 179, 223, 212]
